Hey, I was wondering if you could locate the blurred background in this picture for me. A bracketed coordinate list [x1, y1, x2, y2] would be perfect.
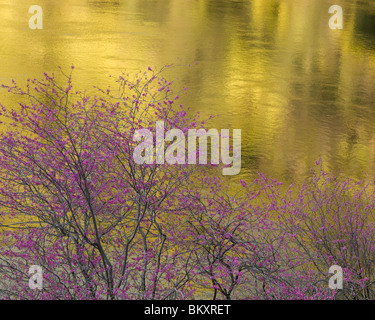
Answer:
[0, 0, 374, 184]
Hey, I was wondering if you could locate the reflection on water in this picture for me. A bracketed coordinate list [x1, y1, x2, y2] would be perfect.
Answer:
[0, 0, 374, 183]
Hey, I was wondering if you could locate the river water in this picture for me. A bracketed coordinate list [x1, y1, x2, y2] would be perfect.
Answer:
[0, 0, 374, 184]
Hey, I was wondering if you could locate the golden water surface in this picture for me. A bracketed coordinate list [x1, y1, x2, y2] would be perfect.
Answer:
[0, 0, 375, 184]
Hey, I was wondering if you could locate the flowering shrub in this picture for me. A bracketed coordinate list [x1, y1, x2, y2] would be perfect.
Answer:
[0, 67, 374, 300]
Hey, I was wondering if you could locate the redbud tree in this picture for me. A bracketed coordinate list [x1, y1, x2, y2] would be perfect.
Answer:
[0, 66, 374, 300]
